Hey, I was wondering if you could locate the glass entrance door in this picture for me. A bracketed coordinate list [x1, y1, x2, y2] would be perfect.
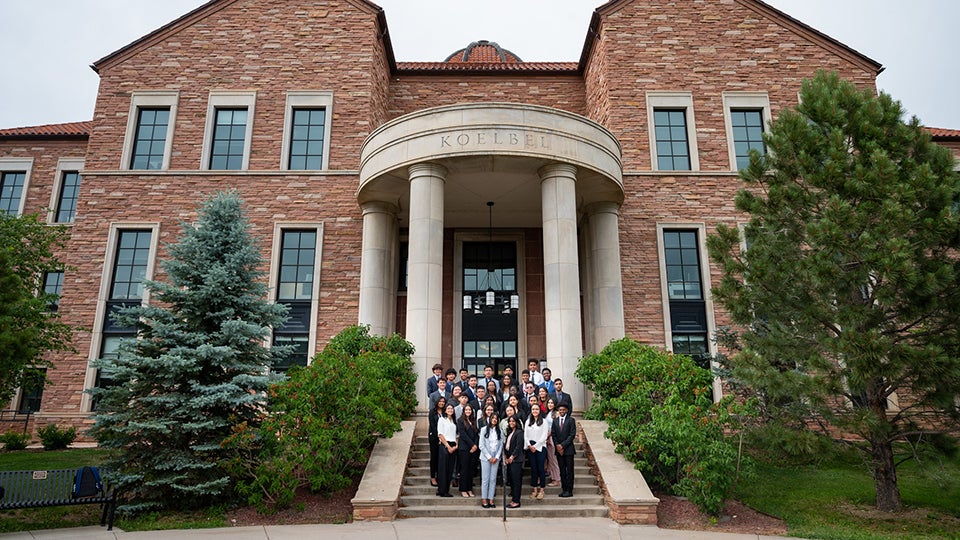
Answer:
[461, 241, 518, 377]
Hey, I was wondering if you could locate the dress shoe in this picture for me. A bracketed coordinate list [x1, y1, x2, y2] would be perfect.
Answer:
[559, 491, 573, 497]
[440, 493, 453, 497]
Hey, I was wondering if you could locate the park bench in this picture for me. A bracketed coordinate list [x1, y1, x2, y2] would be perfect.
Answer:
[0, 467, 118, 530]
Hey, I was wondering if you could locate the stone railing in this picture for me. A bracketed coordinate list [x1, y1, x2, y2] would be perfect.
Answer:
[351, 420, 416, 521]
[580, 420, 659, 524]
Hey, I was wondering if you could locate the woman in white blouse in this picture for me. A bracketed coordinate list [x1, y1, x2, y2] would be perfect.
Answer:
[479, 413, 503, 509]
[524, 403, 550, 500]
[436, 403, 458, 497]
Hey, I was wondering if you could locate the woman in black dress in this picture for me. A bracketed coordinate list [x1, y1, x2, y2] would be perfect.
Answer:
[457, 404, 479, 497]
[428, 396, 447, 487]
[503, 414, 525, 508]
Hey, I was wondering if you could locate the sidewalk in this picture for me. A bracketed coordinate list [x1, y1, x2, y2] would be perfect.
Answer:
[0, 518, 800, 540]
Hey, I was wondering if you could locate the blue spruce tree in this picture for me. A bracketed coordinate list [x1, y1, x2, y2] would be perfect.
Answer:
[90, 191, 288, 511]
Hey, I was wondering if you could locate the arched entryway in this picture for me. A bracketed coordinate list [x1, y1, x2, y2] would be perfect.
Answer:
[357, 103, 625, 411]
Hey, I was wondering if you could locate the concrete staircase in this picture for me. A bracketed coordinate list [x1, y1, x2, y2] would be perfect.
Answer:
[397, 432, 608, 518]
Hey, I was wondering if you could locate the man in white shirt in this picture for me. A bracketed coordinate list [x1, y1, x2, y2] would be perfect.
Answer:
[527, 358, 545, 386]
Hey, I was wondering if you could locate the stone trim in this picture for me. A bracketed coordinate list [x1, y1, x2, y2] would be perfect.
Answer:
[351, 420, 416, 521]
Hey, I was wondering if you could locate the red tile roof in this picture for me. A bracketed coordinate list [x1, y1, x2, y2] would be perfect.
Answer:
[396, 61, 579, 73]
[925, 127, 960, 139]
[0, 121, 92, 139]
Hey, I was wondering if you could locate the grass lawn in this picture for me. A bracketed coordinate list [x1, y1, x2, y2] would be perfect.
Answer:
[0, 448, 226, 533]
[734, 451, 960, 540]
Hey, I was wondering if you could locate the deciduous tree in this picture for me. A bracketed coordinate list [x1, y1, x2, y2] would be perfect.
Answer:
[0, 213, 72, 403]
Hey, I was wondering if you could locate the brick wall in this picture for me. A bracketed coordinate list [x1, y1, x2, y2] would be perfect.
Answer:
[388, 75, 586, 120]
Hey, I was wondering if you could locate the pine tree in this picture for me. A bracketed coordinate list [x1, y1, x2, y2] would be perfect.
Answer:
[708, 71, 960, 512]
[90, 191, 288, 511]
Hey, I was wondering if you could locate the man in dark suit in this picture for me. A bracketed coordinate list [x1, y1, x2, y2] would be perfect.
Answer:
[552, 402, 576, 497]
[428, 378, 452, 411]
[426, 363, 443, 396]
[550, 378, 573, 413]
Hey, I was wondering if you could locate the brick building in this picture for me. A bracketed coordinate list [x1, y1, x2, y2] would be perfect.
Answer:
[1, 0, 958, 431]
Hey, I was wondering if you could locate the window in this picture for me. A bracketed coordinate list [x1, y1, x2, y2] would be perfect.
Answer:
[209, 108, 248, 170]
[280, 91, 333, 171]
[43, 271, 64, 312]
[17, 368, 46, 414]
[89, 227, 156, 409]
[201, 91, 256, 171]
[121, 91, 178, 170]
[660, 229, 710, 369]
[55, 171, 82, 223]
[653, 110, 691, 171]
[272, 227, 321, 371]
[0, 172, 26, 214]
[287, 109, 326, 170]
[0, 158, 32, 216]
[646, 92, 699, 171]
[730, 110, 765, 170]
[130, 108, 170, 170]
[398, 241, 409, 292]
[723, 92, 771, 171]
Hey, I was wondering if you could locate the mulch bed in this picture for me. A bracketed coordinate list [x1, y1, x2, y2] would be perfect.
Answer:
[225, 477, 359, 526]
[654, 490, 788, 536]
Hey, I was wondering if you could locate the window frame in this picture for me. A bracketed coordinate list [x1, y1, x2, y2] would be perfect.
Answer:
[722, 92, 771, 171]
[48, 158, 84, 224]
[646, 92, 700, 171]
[200, 91, 257, 171]
[82, 223, 159, 412]
[0, 158, 33, 216]
[280, 91, 333, 171]
[656, 223, 721, 400]
[268, 222, 324, 370]
[120, 91, 178, 170]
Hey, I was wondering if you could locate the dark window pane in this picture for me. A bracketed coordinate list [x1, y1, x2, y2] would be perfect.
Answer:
[209, 108, 247, 170]
[0, 171, 26, 214]
[731, 109, 765, 170]
[288, 107, 326, 170]
[277, 229, 317, 301]
[110, 230, 152, 301]
[130, 107, 170, 170]
[653, 108, 690, 171]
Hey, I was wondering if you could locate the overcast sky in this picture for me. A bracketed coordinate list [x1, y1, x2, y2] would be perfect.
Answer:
[0, 0, 956, 129]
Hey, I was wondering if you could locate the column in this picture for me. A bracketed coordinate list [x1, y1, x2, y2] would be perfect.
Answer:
[585, 201, 626, 351]
[539, 163, 584, 410]
[406, 162, 446, 412]
[358, 201, 399, 337]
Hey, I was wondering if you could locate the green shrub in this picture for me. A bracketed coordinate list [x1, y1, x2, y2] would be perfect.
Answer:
[225, 325, 416, 511]
[576, 337, 755, 515]
[37, 424, 77, 450]
[0, 430, 31, 451]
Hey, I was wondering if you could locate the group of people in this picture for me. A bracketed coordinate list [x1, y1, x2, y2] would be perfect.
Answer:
[427, 359, 577, 508]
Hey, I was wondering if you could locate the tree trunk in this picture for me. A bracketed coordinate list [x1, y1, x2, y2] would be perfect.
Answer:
[871, 438, 902, 512]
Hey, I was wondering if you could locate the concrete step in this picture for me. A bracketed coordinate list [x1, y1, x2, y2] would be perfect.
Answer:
[401, 483, 600, 495]
[395, 504, 609, 518]
[405, 465, 592, 477]
[402, 492, 604, 507]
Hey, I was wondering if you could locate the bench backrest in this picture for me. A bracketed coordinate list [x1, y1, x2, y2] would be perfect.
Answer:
[0, 468, 106, 505]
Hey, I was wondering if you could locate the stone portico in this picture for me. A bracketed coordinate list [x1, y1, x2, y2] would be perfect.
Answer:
[357, 103, 626, 411]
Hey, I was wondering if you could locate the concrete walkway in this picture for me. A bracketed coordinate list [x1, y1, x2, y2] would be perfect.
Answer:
[0, 519, 801, 540]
